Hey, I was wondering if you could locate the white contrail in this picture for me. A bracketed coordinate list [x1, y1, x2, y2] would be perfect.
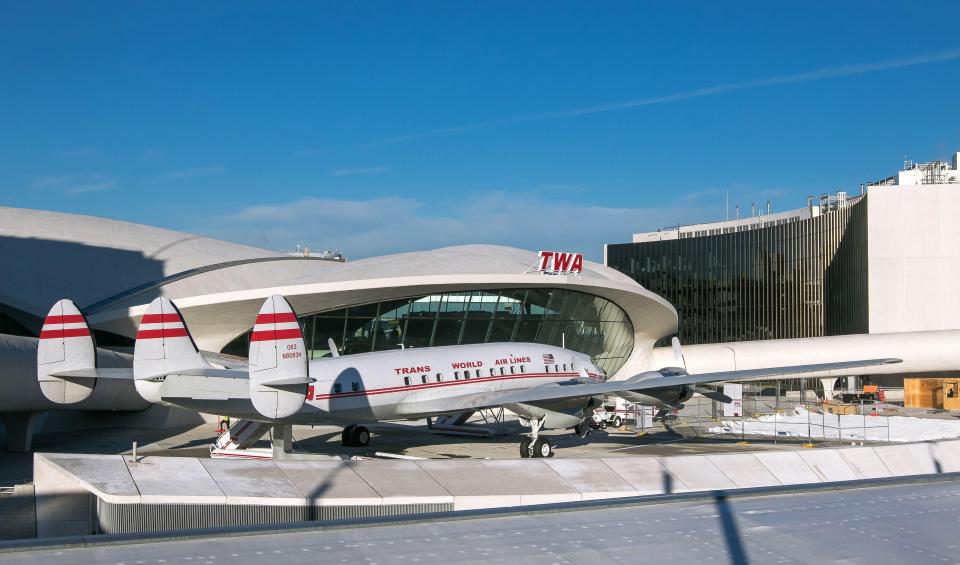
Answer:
[370, 48, 960, 146]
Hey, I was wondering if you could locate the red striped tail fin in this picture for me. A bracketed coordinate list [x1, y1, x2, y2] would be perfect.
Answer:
[133, 296, 208, 403]
[249, 294, 309, 419]
[36, 299, 96, 403]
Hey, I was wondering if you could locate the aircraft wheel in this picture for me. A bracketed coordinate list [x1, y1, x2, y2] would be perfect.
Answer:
[533, 438, 553, 458]
[341, 425, 356, 446]
[519, 437, 532, 458]
[351, 425, 371, 447]
[574, 422, 590, 438]
[613, 416, 622, 428]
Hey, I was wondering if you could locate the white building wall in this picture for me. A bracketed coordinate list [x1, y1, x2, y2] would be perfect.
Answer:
[868, 183, 960, 333]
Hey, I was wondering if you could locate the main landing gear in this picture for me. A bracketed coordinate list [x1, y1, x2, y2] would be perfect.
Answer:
[574, 421, 591, 438]
[519, 418, 554, 458]
[341, 424, 371, 447]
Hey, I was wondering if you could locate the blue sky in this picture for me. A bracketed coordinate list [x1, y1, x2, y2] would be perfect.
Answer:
[2, 1, 960, 260]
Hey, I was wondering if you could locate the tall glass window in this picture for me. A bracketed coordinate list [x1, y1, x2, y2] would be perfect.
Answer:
[606, 197, 868, 346]
[222, 288, 635, 376]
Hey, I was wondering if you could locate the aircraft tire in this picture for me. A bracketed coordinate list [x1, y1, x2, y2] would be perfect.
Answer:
[533, 438, 553, 458]
[574, 422, 590, 438]
[519, 437, 532, 458]
[351, 425, 371, 447]
[341, 425, 356, 446]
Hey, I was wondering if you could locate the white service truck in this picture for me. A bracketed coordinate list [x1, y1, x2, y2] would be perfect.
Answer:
[592, 397, 635, 429]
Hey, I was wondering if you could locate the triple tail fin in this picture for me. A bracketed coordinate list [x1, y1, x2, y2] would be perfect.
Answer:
[36, 299, 96, 403]
[133, 296, 209, 403]
[248, 295, 310, 419]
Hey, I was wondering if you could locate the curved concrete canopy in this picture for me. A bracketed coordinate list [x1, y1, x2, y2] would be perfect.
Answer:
[91, 245, 678, 377]
[0, 207, 678, 378]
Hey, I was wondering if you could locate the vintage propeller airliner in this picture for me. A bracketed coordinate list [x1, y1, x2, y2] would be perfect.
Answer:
[36, 295, 899, 458]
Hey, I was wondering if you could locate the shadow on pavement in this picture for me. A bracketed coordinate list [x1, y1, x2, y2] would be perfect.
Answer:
[715, 493, 748, 565]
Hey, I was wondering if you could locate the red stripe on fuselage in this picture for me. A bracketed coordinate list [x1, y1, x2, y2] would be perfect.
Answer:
[140, 313, 182, 324]
[310, 371, 594, 400]
[250, 329, 302, 342]
[135, 328, 190, 339]
[255, 313, 298, 324]
[39, 328, 91, 339]
[44, 315, 85, 325]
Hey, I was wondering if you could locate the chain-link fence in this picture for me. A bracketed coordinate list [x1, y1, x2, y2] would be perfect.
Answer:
[628, 392, 896, 444]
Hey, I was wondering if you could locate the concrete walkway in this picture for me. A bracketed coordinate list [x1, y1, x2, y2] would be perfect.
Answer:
[32, 439, 960, 537]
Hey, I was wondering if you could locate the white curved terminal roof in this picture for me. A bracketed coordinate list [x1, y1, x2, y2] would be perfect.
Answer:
[0, 207, 678, 377]
[0, 206, 279, 318]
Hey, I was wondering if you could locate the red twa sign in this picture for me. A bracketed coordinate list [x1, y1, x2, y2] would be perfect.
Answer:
[537, 251, 583, 275]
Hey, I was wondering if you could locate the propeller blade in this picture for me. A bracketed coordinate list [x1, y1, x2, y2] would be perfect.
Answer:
[695, 386, 732, 403]
[671, 336, 686, 371]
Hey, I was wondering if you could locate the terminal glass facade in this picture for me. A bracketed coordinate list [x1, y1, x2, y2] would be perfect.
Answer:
[223, 288, 635, 375]
[606, 198, 869, 345]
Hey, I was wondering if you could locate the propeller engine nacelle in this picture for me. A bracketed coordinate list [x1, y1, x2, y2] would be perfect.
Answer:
[629, 337, 723, 406]
[615, 336, 703, 409]
[619, 383, 693, 408]
[506, 395, 603, 429]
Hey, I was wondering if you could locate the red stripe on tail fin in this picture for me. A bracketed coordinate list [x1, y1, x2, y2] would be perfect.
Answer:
[39, 328, 91, 339]
[254, 313, 298, 324]
[43, 315, 86, 325]
[250, 328, 302, 342]
[141, 313, 182, 324]
[135, 328, 190, 340]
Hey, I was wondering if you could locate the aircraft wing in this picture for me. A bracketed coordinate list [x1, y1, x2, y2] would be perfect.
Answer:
[169, 367, 249, 379]
[52, 365, 252, 381]
[152, 368, 311, 405]
[201, 351, 250, 370]
[49, 356, 249, 381]
[159, 374, 251, 401]
[51, 368, 134, 380]
[142, 367, 311, 386]
[465, 357, 901, 409]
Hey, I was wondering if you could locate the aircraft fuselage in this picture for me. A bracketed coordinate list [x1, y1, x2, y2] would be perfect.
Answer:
[294, 342, 605, 424]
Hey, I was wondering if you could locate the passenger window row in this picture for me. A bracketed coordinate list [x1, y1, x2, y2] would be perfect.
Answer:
[330, 360, 574, 394]
[333, 381, 362, 394]
[337, 360, 571, 392]
[398, 364, 535, 386]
